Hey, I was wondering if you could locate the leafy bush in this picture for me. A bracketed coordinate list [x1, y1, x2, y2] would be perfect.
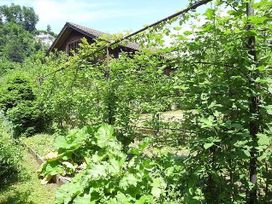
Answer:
[0, 131, 20, 185]
[0, 58, 18, 76]
[39, 124, 183, 203]
[0, 75, 50, 137]
[38, 126, 96, 183]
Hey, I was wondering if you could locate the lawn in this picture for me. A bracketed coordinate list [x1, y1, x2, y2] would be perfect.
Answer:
[20, 134, 56, 157]
[0, 148, 57, 204]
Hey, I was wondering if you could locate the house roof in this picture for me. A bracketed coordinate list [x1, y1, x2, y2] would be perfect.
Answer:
[48, 22, 139, 52]
[68, 22, 109, 39]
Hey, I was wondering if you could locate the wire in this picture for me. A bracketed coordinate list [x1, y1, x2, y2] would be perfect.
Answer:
[41, 0, 213, 79]
[108, 0, 213, 48]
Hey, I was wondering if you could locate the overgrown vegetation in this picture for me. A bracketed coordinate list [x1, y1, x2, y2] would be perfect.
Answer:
[0, 127, 20, 185]
[0, 73, 51, 137]
[0, 0, 271, 203]
[0, 3, 56, 202]
[39, 124, 183, 203]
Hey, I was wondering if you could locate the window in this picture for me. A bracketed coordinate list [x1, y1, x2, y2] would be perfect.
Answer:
[66, 40, 80, 54]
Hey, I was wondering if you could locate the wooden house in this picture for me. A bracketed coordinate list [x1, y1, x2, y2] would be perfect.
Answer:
[48, 22, 139, 57]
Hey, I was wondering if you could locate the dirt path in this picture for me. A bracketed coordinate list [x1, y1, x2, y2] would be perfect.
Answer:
[0, 148, 58, 204]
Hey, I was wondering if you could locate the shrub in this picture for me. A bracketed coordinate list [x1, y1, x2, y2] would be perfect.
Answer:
[0, 75, 50, 137]
[0, 132, 20, 185]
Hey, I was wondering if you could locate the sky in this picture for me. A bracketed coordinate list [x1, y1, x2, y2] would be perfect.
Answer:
[0, 0, 200, 34]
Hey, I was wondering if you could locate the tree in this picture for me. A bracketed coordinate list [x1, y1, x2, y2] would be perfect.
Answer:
[0, 4, 38, 32]
[0, 23, 41, 62]
[46, 25, 51, 33]
[21, 6, 39, 32]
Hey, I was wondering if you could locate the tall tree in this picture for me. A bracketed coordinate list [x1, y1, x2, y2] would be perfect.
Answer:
[21, 6, 38, 32]
[0, 4, 38, 32]
[0, 23, 41, 62]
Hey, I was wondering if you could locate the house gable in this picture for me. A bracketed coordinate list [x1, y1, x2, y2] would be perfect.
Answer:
[48, 22, 139, 56]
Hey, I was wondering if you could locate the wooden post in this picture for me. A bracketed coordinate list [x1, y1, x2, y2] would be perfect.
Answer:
[246, 1, 259, 203]
[105, 47, 115, 125]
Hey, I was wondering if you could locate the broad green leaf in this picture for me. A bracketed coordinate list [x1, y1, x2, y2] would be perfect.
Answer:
[151, 177, 166, 198]
[95, 124, 115, 148]
[119, 173, 139, 190]
[89, 164, 107, 178]
[203, 143, 214, 149]
[258, 133, 270, 146]
[73, 194, 92, 204]
[199, 116, 215, 128]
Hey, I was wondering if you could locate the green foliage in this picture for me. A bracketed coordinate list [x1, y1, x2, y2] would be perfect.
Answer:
[0, 74, 50, 137]
[0, 22, 42, 62]
[172, 0, 272, 202]
[0, 4, 44, 63]
[39, 125, 97, 182]
[0, 58, 18, 76]
[0, 3, 39, 32]
[0, 125, 20, 185]
[39, 125, 183, 203]
[0, 0, 268, 203]
[39, 39, 176, 147]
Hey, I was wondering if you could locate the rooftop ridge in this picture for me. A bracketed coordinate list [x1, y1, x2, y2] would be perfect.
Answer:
[66, 22, 139, 50]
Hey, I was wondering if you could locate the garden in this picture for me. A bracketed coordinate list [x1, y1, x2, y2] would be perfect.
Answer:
[0, 0, 272, 203]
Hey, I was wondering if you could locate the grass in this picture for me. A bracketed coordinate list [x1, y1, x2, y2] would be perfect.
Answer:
[0, 148, 58, 204]
[20, 134, 56, 157]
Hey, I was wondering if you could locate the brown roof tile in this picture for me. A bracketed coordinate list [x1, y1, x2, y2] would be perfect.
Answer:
[67, 22, 139, 50]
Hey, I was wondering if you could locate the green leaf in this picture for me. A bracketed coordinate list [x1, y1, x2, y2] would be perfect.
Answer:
[115, 192, 132, 204]
[265, 105, 272, 115]
[203, 143, 214, 149]
[89, 164, 107, 178]
[55, 136, 68, 149]
[95, 124, 115, 148]
[258, 133, 270, 146]
[120, 173, 139, 190]
[73, 194, 92, 204]
[199, 116, 215, 128]
[204, 8, 215, 20]
[151, 177, 166, 198]
[243, 149, 251, 157]
[135, 195, 153, 204]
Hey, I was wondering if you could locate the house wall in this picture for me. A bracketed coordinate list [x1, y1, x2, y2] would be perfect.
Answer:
[60, 31, 85, 52]
[57, 30, 136, 57]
